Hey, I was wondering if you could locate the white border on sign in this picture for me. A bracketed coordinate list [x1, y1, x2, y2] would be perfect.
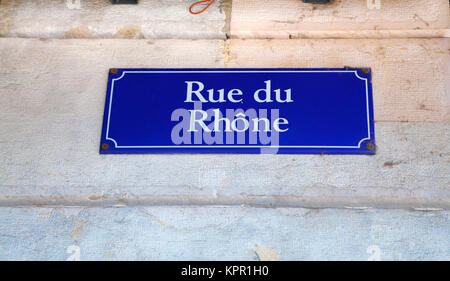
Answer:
[105, 70, 371, 149]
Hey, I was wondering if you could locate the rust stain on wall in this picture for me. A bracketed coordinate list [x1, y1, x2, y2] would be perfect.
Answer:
[64, 26, 93, 39]
[115, 26, 144, 39]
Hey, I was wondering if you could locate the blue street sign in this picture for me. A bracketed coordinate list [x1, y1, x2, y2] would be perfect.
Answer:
[100, 68, 375, 154]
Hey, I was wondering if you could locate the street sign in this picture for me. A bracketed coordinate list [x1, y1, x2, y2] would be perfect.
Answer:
[100, 68, 375, 154]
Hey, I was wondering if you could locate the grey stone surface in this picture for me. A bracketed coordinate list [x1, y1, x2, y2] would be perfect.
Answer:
[0, 207, 448, 261]
[0, 0, 227, 39]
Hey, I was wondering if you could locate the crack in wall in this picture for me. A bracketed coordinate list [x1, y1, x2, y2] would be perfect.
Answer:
[220, 0, 232, 39]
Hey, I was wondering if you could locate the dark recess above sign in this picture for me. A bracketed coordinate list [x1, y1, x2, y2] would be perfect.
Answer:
[110, 0, 138, 4]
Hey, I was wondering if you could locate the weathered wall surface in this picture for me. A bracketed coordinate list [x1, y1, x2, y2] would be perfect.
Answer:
[0, 207, 448, 261]
[0, 0, 449, 260]
[231, 0, 450, 38]
[0, 0, 226, 39]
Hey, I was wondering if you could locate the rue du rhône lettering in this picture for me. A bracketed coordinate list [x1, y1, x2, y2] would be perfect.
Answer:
[171, 80, 292, 145]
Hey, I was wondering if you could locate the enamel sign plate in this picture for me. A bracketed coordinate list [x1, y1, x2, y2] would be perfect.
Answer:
[100, 68, 375, 154]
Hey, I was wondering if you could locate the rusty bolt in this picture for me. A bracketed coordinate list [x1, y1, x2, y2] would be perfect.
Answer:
[366, 142, 375, 151]
[110, 68, 118, 74]
[361, 68, 370, 74]
[101, 143, 110, 150]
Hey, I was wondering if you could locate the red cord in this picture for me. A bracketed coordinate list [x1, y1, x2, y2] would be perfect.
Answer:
[189, 0, 216, 15]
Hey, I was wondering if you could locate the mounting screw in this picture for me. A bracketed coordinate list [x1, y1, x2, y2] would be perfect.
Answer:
[110, 68, 118, 74]
[101, 143, 110, 150]
[361, 68, 370, 74]
[366, 142, 375, 151]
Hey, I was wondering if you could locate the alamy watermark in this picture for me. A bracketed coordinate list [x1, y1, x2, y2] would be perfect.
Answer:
[66, 0, 81, 10]
[66, 245, 81, 261]
[66, 0, 381, 12]
[170, 80, 293, 153]
[367, 0, 381, 10]
[366, 245, 381, 261]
